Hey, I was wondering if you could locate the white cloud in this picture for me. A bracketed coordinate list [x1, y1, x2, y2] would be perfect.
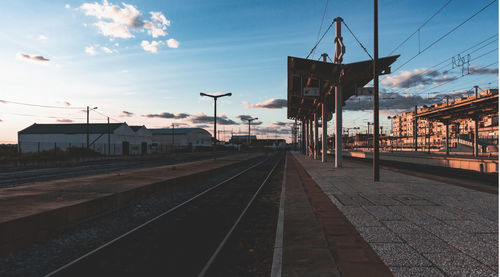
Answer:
[166, 38, 179, 48]
[141, 40, 162, 53]
[80, 1, 172, 40]
[381, 68, 457, 89]
[38, 35, 48, 40]
[65, 4, 71, 9]
[100, 46, 114, 53]
[85, 45, 97, 55]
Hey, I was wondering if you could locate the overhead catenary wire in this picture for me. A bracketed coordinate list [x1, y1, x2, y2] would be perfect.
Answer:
[305, 19, 335, 59]
[0, 99, 85, 109]
[342, 20, 373, 60]
[389, 0, 453, 55]
[311, 0, 329, 59]
[393, 0, 497, 73]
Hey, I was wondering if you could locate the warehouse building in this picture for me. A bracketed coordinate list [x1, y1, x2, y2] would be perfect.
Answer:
[18, 123, 152, 155]
[149, 128, 212, 153]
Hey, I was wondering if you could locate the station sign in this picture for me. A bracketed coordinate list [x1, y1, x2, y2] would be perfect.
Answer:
[303, 87, 320, 97]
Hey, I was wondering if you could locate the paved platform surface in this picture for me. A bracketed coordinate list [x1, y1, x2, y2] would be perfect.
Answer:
[294, 152, 498, 276]
[281, 154, 392, 277]
[0, 153, 261, 255]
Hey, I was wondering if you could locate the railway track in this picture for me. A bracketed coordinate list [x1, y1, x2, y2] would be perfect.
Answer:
[45, 152, 284, 276]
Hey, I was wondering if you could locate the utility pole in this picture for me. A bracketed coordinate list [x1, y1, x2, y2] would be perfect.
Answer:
[200, 92, 232, 159]
[172, 122, 175, 152]
[107, 117, 110, 156]
[373, 0, 380, 181]
[334, 17, 345, 168]
[86, 106, 97, 149]
[246, 117, 258, 145]
[321, 53, 328, 163]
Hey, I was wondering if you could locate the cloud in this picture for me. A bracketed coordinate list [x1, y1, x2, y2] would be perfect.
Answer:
[381, 68, 458, 89]
[100, 46, 114, 53]
[85, 46, 97, 55]
[142, 112, 190, 119]
[65, 4, 71, 9]
[17, 53, 50, 62]
[166, 38, 179, 48]
[57, 119, 74, 123]
[236, 115, 262, 125]
[344, 89, 474, 112]
[141, 40, 162, 53]
[469, 65, 498, 75]
[270, 121, 291, 127]
[141, 39, 178, 53]
[195, 124, 210, 128]
[64, 101, 71, 106]
[244, 98, 287, 109]
[120, 110, 134, 117]
[38, 35, 48, 40]
[80, 1, 172, 40]
[189, 113, 238, 125]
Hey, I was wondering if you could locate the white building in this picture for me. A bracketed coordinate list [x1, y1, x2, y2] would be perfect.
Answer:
[18, 123, 152, 155]
[149, 128, 212, 152]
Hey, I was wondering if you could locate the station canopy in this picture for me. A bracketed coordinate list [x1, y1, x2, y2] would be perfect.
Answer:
[287, 55, 399, 120]
[415, 90, 498, 122]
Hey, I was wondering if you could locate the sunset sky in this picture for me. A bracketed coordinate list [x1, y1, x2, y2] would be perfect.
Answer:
[0, 0, 498, 143]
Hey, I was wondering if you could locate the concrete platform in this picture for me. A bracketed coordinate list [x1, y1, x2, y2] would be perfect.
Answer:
[0, 153, 262, 256]
[343, 151, 498, 174]
[279, 154, 392, 277]
[292, 152, 498, 276]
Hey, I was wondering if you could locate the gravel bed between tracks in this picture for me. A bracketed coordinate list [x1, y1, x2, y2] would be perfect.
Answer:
[0, 155, 268, 277]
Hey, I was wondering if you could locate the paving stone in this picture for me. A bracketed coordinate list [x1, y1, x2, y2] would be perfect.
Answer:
[360, 194, 403, 206]
[390, 266, 445, 277]
[414, 205, 468, 220]
[356, 226, 403, 243]
[444, 220, 497, 234]
[475, 233, 498, 244]
[370, 243, 432, 267]
[423, 252, 497, 277]
[330, 193, 357, 206]
[382, 220, 423, 236]
[341, 206, 382, 227]
[402, 232, 455, 254]
[387, 206, 441, 225]
[363, 206, 405, 221]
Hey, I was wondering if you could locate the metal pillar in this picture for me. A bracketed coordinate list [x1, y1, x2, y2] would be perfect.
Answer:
[445, 122, 449, 156]
[322, 103, 327, 162]
[302, 120, 306, 154]
[414, 105, 418, 152]
[305, 120, 309, 156]
[309, 119, 314, 157]
[373, 0, 380, 180]
[333, 17, 344, 168]
[314, 112, 319, 159]
[474, 117, 479, 157]
[335, 86, 342, 168]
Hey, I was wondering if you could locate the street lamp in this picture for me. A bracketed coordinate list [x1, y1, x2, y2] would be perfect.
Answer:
[200, 92, 232, 159]
[87, 106, 98, 148]
[245, 117, 258, 146]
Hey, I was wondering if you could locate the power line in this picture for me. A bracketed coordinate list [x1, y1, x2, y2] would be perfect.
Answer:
[393, 0, 497, 72]
[342, 20, 373, 60]
[92, 109, 121, 123]
[389, 0, 453, 55]
[311, 0, 329, 59]
[305, 19, 335, 59]
[0, 99, 84, 109]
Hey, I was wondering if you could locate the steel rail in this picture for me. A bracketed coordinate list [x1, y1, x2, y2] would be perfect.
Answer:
[44, 156, 270, 277]
[198, 155, 283, 277]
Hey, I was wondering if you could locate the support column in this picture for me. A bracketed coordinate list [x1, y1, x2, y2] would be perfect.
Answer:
[305, 120, 309, 156]
[309, 119, 314, 157]
[314, 112, 319, 159]
[302, 120, 306, 154]
[322, 103, 327, 162]
[414, 106, 418, 152]
[445, 122, 449, 156]
[474, 117, 479, 157]
[335, 86, 343, 168]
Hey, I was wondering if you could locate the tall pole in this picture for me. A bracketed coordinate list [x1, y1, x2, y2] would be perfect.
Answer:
[214, 98, 217, 158]
[414, 105, 418, 152]
[373, 0, 380, 181]
[107, 117, 110, 156]
[314, 112, 319, 159]
[321, 53, 328, 163]
[248, 120, 251, 145]
[334, 17, 344, 168]
[86, 106, 90, 149]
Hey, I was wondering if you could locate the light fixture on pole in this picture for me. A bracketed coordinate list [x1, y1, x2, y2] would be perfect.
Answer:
[200, 92, 232, 159]
[86, 106, 98, 148]
[245, 117, 258, 146]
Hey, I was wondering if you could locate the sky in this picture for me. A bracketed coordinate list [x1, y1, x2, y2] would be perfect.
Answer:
[0, 0, 498, 143]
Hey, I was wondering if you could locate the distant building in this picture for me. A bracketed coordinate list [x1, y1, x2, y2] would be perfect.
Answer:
[149, 128, 212, 152]
[18, 123, 152, 155]
[229, 135, 257, 145]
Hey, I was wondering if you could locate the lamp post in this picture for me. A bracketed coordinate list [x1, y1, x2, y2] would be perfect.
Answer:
[86, 106, 98, 148]
[200, 92, 232, 159]
[245, 117, 258, 146]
